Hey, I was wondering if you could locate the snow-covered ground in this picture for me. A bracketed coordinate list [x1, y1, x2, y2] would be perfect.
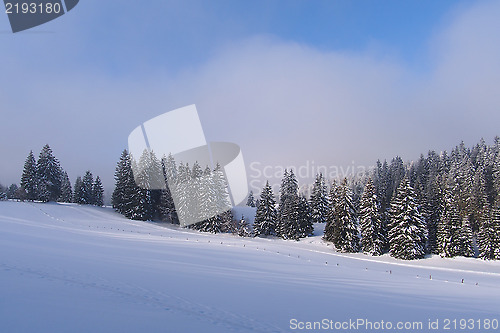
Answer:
[1, 201, 499, 333]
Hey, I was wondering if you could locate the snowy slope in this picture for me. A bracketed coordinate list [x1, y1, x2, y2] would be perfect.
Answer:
[1, 201, 500, 333]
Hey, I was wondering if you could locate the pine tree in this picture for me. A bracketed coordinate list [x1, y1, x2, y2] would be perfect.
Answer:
[493, 152, 500, 206]
[20, 150, 37, 201]
[112, 150, 130, 213]
[111, 150, 143, 219]
[388, 177, 427, 260]
[73, 176, 83, 204]
[36, 144, 62, 202]
[237, 215, 251, 237]
[0, 184, 6, 201]
[175, 162, 193, 225]
[437, 190, 474, 258]
[81, 171, 94, 205]
[359, 178, 385, 255]
[470, 166, 489, 232]
[58, 171, 72, 203]
[277, 170, 303, 240]
[6, 184, 19, 199]
[297, 195, 314, 237]
[324, 181, 339, 242]
[477, 205, 500, 260]
[246, 191, 256, 207]
[425, 174, 445, 254]
[253, 181, 278, 237]
[310, 173, 329, 224]
[92, 176, 104, 206]
[159, 154, 179, 223]
[324, 178, 359, 252]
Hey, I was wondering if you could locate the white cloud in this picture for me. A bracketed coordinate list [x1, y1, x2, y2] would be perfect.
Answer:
[2, 1, 500, 191]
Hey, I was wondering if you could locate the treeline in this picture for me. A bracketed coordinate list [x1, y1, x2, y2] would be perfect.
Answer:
[303, 137, 499, 260]
[111, 150, 251, 235]
[251, 137, 500, 260]
[2, 144, 104, 206]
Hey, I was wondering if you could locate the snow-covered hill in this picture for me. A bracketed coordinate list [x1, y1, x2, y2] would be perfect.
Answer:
[1, 201, 499, 333]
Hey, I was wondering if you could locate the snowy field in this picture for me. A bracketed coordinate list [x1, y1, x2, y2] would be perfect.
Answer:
[1, 201, 500, 333]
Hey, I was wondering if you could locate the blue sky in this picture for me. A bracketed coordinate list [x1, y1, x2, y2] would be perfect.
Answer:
[1, 0, 500, 194]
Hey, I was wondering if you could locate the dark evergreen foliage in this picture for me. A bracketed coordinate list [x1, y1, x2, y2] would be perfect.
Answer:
[359, 178, 385, 255]
[388, 177, 427, 260]
[58, 171, 72, 203]
[36, 145, 62, 202]
[310, 173, 329, 224]
[324, 178, 359, 253]
[253, 181, 277, 237]
[246, 191, 256, 207]
[92, 176, 104, 206]
[20, 150, 37, 201]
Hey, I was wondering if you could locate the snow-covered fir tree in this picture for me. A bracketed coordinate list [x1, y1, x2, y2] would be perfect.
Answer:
[174, 162, 193, 225]
[493, 151, 500, 203]
[58, 171, 72, 203]
[324, 178, 359, 253]
[277, 170, 303, 240]
[323, 181, 338, 241]
[20, 150, 38, 201]
[297, 195, 314, 237]
[359, 178, 385, 255]
[73, 176, 83, 204]
[309, 173, 329, 224]
[246, 191, 256, 207]
[36, 144, 62, 202]
[388, 177, 427, 260]
[6, 184, 19, 199]
[477, 205, 500, 260]
[81, 171, 94, 205]
[237, 215, 251, 237]
[470, 166, 489, 232]
[253, 181, 278, 237]
[159, 154, 178, 223]
[111, 150, 143, 219]
[112, 150, 130, 213]
[189, 163, 231, 233]
[437, 190, 474, 258]
[92, 176, 104, 206]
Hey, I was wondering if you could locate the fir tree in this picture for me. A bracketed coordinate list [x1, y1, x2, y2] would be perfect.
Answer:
[0, 185, 6, 201]
[277, 170, 302, 240]
[253, 181, 278, 237]
[6, 184, 19, 199]
[470, 166, 489, 232]
[324, 178, 359, 252]
[246, 191, 256, 207]
[73, 176, 83, 204]
[20, 150, 37, 201]
[237, 215, 251, 237]
[477, 205, 500, 260]
[81, 171, 94, 205]
[388, 177, 427, 260]
[310, 173, 329, 224]
[36, 144, 62, 202]
[92, 176, 104, 206]
[297, 195, 314, 237]
[324, 181, 339, 241]
[159, 154, 179, 223]
[112, 150, 130, 213]
[111, 150, 141, 219]
[437, 191, 474, 258]
[58, 171, 72, 203]
[359, 178, 385, 255]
